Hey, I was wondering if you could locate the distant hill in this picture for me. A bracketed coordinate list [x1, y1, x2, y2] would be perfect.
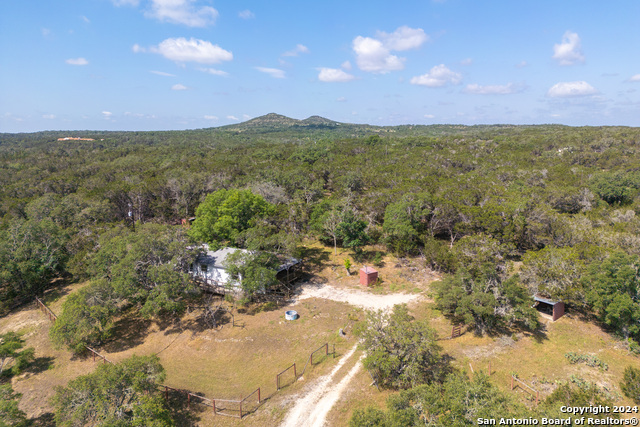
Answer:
[219, 113, 344, 131]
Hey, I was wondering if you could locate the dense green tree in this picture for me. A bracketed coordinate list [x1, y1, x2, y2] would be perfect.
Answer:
[337, 210, 370, 258]
[223, 250, 280, 297]
[189, 189, 272, 248]
[90, 224, 198, 310]
[621, 366, 640, 404]
[583, 252, 640, 342]
[356, 304, 446, 389]
[0, 384, 28, 427]
[52, 355, 171, 427]
[382, 194, 433, 255]
[0, 219, 68, 313]
[0, 332, 34, 377]
[591, 171, 640, 205]
[435, 268, 538, 335]
[520, 246, 586, 305]
[350, 372, 521, 427]
[49, 280, 120, 352]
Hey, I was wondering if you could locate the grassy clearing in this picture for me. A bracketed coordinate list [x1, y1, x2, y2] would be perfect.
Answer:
[0, 281, 94, 421]
[332, 298, 640, 422]
[301, 240, 439, 296]
[5, 248, 640, 425]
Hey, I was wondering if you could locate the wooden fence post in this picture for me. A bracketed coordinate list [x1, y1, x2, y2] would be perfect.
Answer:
[239, 398, 242, 419]
[293, 363, 296, 378]
[212, 399, 216, 415]
[258, 387, 261, 403]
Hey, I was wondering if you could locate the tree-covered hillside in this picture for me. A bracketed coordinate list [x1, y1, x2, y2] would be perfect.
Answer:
[2, 116, 640, 346]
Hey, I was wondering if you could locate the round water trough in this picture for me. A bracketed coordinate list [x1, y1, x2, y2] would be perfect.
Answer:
[285, 310, 298, 321]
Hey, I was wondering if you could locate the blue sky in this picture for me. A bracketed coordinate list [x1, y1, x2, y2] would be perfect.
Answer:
[1, 0, 640, 132]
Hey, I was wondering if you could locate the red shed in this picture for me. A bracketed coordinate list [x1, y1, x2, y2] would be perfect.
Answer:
[359, 266, 378, 287]
[534, 295, 565, 321]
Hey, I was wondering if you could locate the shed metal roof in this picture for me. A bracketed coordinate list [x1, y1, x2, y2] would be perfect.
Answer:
[533, 295, 561, 305]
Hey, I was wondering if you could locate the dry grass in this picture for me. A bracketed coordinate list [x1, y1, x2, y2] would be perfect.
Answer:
[0, 281, 93, 421]
[3, 248, 640, 426]
[1, 278, 365, 426]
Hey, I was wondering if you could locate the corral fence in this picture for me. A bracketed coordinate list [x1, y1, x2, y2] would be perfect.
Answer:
[511, 375, 540, 405]
[85, 346, 114, 365]
[298, 343, 334, 379]
[34, 296, 338, 419]
[276, 363, 297, 391]
[451, 324, 462, 339]
[276, 342, 335, 391]
[35, 296, 57, 322]
[159, 384, 262, 419]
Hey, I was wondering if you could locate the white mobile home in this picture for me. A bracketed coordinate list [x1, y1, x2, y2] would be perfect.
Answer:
[190, 244, 301, 296]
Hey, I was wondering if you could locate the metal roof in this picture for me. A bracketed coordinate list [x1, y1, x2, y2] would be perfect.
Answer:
[195, 244, 299, 271]
[533, 294, 561, 305]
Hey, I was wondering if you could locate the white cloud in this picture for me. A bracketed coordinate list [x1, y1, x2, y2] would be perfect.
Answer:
[102, 111, 113, 119]
[42, 114, 56, 120]
[199, 67, 229, 76]
[150, 38, 232, 64]
[238, 9, 255, 19]
[341, 61, 352, 71]
[150, 70, 175, 77]
[146, 0, 218, 27]
[515, 60, 528, 68]
[336, 97, 347, 102]
[227, 115, 239, 121]
[204, 115, 219, 120]
[460, 58, 473, 66]
[318, 68, 355, 82]
[66, 57, 89, 66]
[629, 74, 640, 82]
[282, 44, 309, 57]
[353, 36, 404, 73]
[255, 67, 285, 78]
[81, 16, 90, 24]
[547, 81, 598, 98]
[172, 83, 188, 90]
[424, 114, 435, 119]
[353, 26, 427, 74]
[410, 64, 462, 87]
[132, 44, 145, 53]
[376, 26, 428, 51]
[464, 83, 522, 95]
[553, 31, 585, 66]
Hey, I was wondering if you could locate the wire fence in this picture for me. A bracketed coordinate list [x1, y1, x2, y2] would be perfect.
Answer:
[511, 374, 540, 405]
[34, 296, 337, 419]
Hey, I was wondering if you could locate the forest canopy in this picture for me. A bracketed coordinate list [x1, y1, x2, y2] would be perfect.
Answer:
[1, 119, 640, 346]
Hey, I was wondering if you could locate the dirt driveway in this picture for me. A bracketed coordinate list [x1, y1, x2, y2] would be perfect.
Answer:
[293, 282, 423, 310]
[281, 283, 422, 426]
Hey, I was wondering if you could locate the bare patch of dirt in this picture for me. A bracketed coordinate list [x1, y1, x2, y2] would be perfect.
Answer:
[293, 282, 423, 311]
